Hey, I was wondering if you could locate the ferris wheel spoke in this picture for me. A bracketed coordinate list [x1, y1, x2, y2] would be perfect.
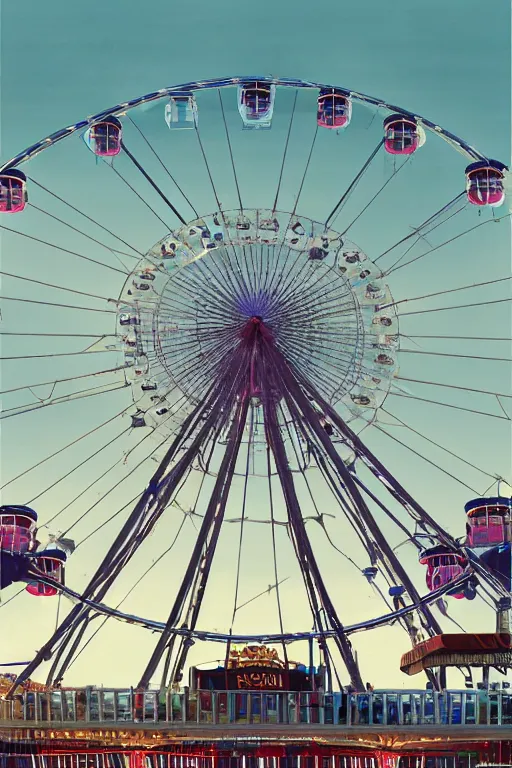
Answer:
[389, 389, 511, 421]
[259, 245, 303, 308]
[120, 140, 188, 225]
[26, 426, 132, 507]
[76, 488, 171, 552]
[0, 331, 110, 338]
[158, 295, 236, 325]
[28, 203, 136, 272]
[276, 342, 344, 393]
[272, 317, 359, 349]
[278, 337, 360, 385]
[170, 263, 242, 318]
[286, 125, 319, 222]
[157, 333, 238, 365]
[218, 90, 244, 212]
[0, 294, 118, 314]
[0, 405, 131, 491]
[242, 243, 262, 298]
[385, 211, 512, 277]
[158, 335, 239, 386]
[278, 326, 360, 364]
[271, 89, 299, 215]
[266, 262, 354, 317]
[373, 423, 482, 494]
[399, 348, 512, 363]
[395, 374, 512, 400]
[387, 275, 512, 312]
[227, 242, 267, 309]
[380, 409, 503, 484]
[340, 155, 411, 237]
[272, 284, 355, 327]
[374, 192, 466, 263]
[240, 244, 263, 304]
[0, 225, 130, 276]
[271, 247, 316, 311]
[274, 250, 355, 308]
[57, 405, 203, 539]
[177, 252, 243, 313]
[0, 380, 129, 421]
[127, 114, 199, 218]
[194, 121, 223, 214]
[0, 366, 127, 410]
[398, 295, 512, 318]
[276, 402, 310, 475]
[48, 452, 155, 536]
[169, 263, 239, 311]
[107, 162, 175, 231]
[0, 349, 116, 361]
[324, 138, 384, 229]
[406, 333, 512, 342]
[256, 256, 307, 316]
[28, 175, 145, 257]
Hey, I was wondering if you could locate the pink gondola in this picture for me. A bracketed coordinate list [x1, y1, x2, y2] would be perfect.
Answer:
[419, 545, 467, 599]
[0, 505, 38, 554]
[0, 169, 27, 213]
[84, 116, 122, 157]
[383, 114, 424, 155]
[317, 90, 352, 129]
[465, 161, 507, 207]
[25, 549, 67, 597]
[465, 496, 511, 548]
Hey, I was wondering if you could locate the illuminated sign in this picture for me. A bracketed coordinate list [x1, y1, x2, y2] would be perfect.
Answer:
[236, 672, 284, 690]
[229, 645, 285, 669]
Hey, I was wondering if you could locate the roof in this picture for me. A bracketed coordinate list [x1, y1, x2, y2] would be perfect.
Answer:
[401, 633, 512, 675]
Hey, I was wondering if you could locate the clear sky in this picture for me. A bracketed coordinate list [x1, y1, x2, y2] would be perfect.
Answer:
[0, 0, 510, 693]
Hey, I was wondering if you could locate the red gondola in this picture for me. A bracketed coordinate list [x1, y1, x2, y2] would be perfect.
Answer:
[419, 545, 467, 599]
[84, 116, 122, 157]
[465, 160, 507, 207]
[317, 89, 352, 129]
[465, 496, 512, 548]
[25, 549, 67, 597]
[0, 505, 38, 554]
[383, 114, 424, 155]
[0, 169, 27, 213]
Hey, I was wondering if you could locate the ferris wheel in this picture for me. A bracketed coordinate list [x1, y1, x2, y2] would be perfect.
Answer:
[0, 75, 510, 697]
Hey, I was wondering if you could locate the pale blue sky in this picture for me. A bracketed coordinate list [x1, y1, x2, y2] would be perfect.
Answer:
[0, 0, 510, 691]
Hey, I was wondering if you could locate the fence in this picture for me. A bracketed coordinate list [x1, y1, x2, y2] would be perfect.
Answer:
[2, 688, 512, 727]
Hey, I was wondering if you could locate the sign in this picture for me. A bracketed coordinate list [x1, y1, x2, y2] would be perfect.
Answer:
[236, 671, 284, 690]
[195, 665, 295, 691]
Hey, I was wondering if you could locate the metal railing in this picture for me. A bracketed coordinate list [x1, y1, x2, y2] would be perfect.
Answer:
[0, 755, 474, 768]
[2, 688, 512, 727]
